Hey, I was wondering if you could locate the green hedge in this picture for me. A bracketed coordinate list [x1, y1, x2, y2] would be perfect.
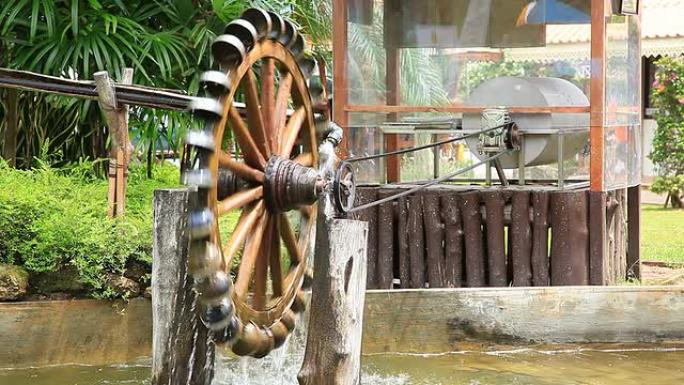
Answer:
[0, 159, 179, 298]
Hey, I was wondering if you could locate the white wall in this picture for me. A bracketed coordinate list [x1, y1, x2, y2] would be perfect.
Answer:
[643, 119, 657, 183]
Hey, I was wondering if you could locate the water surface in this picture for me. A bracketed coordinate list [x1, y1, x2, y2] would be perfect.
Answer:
[2, 347, 683, 385]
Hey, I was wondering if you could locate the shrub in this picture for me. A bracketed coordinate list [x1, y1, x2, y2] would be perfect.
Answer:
[650, 56, 684, 208]
[0, 159, 179, 298]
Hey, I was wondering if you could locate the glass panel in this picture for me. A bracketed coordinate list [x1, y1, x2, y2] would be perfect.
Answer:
[345, 1, 595, 186]
[346, 0, 593, 107]
[603, 14, 641, 189]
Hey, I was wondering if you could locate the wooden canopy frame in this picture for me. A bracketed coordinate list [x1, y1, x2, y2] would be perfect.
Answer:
[332, 0, 643, 282]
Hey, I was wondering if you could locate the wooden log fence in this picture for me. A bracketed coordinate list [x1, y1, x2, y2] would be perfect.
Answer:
[356, 185, 629, 289]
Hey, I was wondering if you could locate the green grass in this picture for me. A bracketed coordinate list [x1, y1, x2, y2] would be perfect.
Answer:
[642, 204, 684, 263]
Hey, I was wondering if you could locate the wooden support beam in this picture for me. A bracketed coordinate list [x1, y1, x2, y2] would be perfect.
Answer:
[332, 0, 349, 157]
[95, 70, 133, 218]
[385, 46, 401, 183]
[299, 200, 368, 385]
[152, 189, 214, 385]
[627, 185, 641, 280]
[589, 190, 608, 285]
[589, 0, 607, 192]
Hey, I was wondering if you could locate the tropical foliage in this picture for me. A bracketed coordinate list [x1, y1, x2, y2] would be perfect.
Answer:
[0, 0, 332, 170]
[650, 56, 684, 208]
[346, 12, 449, 107]
[0, 157, 179, 298]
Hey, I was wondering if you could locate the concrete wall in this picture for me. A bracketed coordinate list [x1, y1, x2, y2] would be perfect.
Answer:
[2, 286, 684, 368]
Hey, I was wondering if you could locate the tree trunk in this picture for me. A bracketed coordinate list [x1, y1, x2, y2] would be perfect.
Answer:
[670, 191, 683, 209]
[147, 142, 154, 178]
[2, 89, 19, 167]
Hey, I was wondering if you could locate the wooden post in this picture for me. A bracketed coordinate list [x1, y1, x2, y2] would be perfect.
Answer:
[627, 185, 641, 279]
[530, 191, 550, 286]
[589, 190, 608, 285]
[408, 194, 426, 288]
[459, 191, 486, 287]
[482, 190, 507, 287]
[441, 193, 463, 288]
[551, 190, 590, 285]
[423, 192, 445, 288]
[95, 69, 133, 218]
[376, 190, 395, 289]
[152, 189, 214, 385]
[355, 187, 378, 289]
[510, 190, 532, 286]
[2, 89, 19, 167]
[397, 196, 411, 288]
[298, 199, 369, 385]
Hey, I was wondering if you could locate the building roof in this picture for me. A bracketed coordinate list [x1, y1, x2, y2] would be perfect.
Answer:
[505, 0, 684, 62]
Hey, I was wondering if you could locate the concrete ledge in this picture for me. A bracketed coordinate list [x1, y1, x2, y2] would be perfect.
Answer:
[363, 286, 684, 353]
[2, 286, 684, 367]
[0, 299, 151, 368]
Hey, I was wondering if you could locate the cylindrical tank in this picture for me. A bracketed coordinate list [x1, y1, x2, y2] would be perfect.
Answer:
[462, 76, 589, 168]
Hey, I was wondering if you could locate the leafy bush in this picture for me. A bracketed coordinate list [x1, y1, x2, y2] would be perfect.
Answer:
[650, 56, 684, 208]
[0, 159, 179, 297]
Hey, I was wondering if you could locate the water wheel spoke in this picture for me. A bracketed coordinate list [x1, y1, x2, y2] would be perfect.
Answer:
[279, 106, 306, 157]
[228, 106, 266, 169]
[269, 218, 284, 298]
[217, 186, 263, 215]
[293, 152, 313, 167]
[242, 70, 270, 157]
[253, 215, 273, 311]
[235, 211, 269, 297]
[223, 201, 265, 267]
[261, 58, 277, 151]
[218, 151, 265, 183]
[273, 71, 293, 140]
[278, 213, 302, 265]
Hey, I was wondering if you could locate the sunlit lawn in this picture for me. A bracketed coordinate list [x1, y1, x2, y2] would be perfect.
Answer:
[642, 204, 684, 263]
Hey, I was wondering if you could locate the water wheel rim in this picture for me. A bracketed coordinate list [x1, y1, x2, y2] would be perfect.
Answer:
[208, 38, 317, 328]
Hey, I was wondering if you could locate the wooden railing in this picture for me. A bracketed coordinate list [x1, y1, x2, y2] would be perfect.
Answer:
[0, 67, 193, 217]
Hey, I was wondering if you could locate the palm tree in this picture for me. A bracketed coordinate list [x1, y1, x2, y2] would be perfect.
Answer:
[0, 0, 332, 171]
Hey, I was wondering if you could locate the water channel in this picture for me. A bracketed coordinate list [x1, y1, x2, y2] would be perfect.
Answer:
[3, 345, 683, 385]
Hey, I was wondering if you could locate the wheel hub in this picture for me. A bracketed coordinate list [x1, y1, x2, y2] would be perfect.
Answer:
[263, 156, 323, 212]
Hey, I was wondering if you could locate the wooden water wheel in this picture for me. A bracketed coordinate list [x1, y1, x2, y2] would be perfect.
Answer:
[183, 8, 321, 358]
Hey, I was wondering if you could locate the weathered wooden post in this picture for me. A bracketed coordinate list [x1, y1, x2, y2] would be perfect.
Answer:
[152, 189, 214, 385]
[95, 69, 133, 218]
[298, 198, 369, 385]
